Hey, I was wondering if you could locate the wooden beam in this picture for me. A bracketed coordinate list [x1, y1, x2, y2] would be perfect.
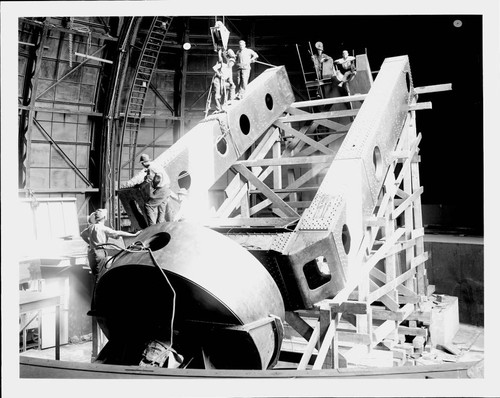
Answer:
[312, 318, 338, 370]
[332, 228, 406, 305]
[328, 301, 369, 315]
[232, 164, 300, 218]
[397, 284, 419, 298]
[398, 325, 428, 338]
[337, 331, 371, 345]
[291, 93, 368, 108]
[294, 131, 347, 158]
[285, 107, 350, 133]
[372, 320, 397, 347]
[372, 303, 415, 322]
[394, 133, 422, 187]
[367, 253, 428, 303]
[274, 121, 334, 155]
[408, 102, 432, 111]
[396, 188, 410, 199]
[414, 83, 452, 95]
[285, 312, 314, 341]
[297, 321, 321, 370]
[216, 129, 279, 217]
[366, 216, 386, 227]
[216, 182, 247, 218]
[249, 163, 328, 216]
[278, 108, 359, 124]
[377, 291, 400, 312]
[237, 155, 335, 168]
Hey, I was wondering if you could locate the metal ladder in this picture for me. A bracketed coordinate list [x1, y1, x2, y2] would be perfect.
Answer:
[296, 43, 324, 102]
[120, 16, 173, 178]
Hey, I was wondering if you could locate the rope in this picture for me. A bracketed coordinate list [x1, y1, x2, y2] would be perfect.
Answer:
[204, 75, 216, 118]
[201, 112, 241, 159]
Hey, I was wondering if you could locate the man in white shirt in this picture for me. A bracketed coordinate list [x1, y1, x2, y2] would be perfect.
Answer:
[81, 208, 140, 276]
[334, 50, 357, 87]
[235, 40, 258, 99]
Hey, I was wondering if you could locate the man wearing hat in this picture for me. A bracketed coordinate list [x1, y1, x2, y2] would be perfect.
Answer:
[120, 153, 172, 226]
[212, 48, 236, 113]
[119, 153, 158, 189]
[142, 167, 171, 226]
[311, 41, 334, 81]
[81, 208, 140, 276]
[139, 153, 155, 182]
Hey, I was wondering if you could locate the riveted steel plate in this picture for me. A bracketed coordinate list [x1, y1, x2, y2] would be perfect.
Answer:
[336, 56, 415, 203]
[270, 232, 294, 252]
[226, 66, 295, 156]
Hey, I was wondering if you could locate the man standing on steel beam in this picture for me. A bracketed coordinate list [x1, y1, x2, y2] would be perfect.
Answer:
[235, 40, 258, 99]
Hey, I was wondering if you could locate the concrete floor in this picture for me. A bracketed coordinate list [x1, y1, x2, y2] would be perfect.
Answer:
[19, 323, 484, 368]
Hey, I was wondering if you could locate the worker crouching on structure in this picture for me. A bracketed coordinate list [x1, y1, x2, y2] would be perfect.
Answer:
[80, 208, 140, 276]
[334, 50, 357, 87]
[142, 167, 171, 226]
[120, 153, 172, 226]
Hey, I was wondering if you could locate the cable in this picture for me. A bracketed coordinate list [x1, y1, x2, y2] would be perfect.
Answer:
[95, 240, 177, 347]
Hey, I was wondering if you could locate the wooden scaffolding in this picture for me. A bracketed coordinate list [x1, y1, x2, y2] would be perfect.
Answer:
[206, 81, 452, 370]
[288, 103, 436, 369]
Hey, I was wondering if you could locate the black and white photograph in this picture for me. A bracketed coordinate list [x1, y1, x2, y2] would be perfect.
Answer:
[1, 0, 499, 397]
